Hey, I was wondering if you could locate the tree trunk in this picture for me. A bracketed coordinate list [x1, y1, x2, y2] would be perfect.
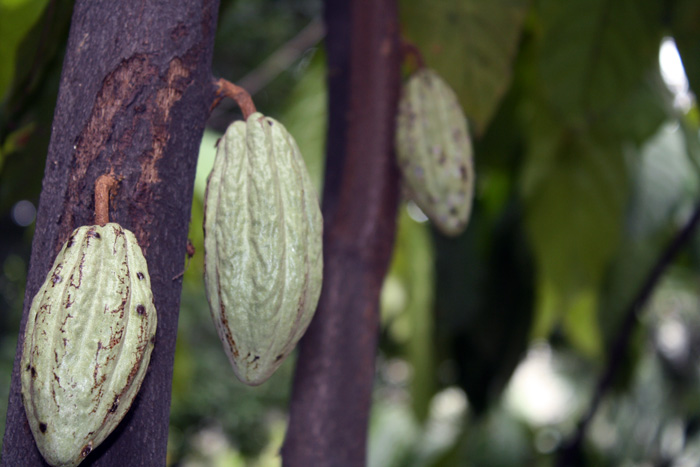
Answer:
[1, 1, 219, 465]
[281, 0, 401, 465]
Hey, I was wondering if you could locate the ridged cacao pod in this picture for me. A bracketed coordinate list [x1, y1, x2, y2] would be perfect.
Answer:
[21, 223, 157, 467]
[204, 112, 323, 386]
[395, 68, 475, 236]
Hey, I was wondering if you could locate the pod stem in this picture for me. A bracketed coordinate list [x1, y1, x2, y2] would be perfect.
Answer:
[212, 78, 257, 119]
[94, 174, 117, 226]
[400, 38, 426, 70]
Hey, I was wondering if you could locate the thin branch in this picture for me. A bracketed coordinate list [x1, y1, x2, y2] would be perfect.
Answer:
[557, 201, 700, 466]
[237, 17, 324, 95]
[207, 18, 324, 132]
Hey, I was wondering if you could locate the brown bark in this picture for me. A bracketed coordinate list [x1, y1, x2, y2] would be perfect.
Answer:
[1, 0, 219, 465]
[281, 0, 401, 465]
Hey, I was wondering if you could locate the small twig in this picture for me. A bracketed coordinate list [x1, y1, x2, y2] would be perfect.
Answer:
[400, 38, 426, 70]
[94, 173, 117, 226]
[211, 78, 257, 119]
[237, 17, 324, 95]
[206, 19, 324, 132]
[557, 201, 700, 466]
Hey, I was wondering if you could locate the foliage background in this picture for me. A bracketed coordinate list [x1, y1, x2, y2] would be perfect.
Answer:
[2, 0, 700, 465]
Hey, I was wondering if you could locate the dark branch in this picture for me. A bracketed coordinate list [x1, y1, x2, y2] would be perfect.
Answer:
[557, 200, 700, 466]
[280, 0, 401, 465]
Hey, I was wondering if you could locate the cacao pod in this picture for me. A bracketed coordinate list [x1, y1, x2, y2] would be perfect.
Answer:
[21, 223, 157, 467]
[395, 68, 475, 236]
[204, 112, 323, 386]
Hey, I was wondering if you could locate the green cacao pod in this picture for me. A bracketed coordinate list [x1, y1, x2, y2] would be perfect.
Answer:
[21, 223, 157, 467]
[395, 68, 475, 236]
[204, 112, 323, 386]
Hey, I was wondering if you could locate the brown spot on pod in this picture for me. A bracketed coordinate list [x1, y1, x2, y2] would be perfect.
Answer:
[109, 397, 119, 413]
[81, 443, 92, 457]
[39, 422, 47, 433]
[136, 272, 145, 280]
[137, 305, 146, 315]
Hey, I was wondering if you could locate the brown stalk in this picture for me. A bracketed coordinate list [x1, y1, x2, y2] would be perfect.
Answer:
[94, 173, 117, 226]
[211, 78, 257, 119]
[400, 38, 426, 70]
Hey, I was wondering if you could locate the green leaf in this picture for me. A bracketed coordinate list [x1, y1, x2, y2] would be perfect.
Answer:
[627, 123, 699, 237]
[602, 71, 673, 145]
[432, 193, 535, 413]
[522, 114, 629, 356]
[0, 0, 50, 102]
[599, 122, 699, 344]
[384, 205, 436, 422]
[400, 0, 529, 134]
[536, 0, 663, 124]
[368, 402, 420, 467]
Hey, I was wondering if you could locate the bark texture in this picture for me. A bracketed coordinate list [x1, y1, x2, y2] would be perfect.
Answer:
[281, 0, 401, 465]
[1, 0, 219, 465]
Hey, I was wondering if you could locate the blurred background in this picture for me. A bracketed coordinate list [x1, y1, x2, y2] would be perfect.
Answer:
[2, 0, 700, 465]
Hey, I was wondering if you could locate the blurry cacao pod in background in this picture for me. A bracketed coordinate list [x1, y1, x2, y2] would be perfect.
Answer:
[396, 68, 475, 237]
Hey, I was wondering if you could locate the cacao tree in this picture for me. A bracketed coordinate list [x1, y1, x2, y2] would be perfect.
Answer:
[1, 0, 400, 465]
[3, 0, 700, 466]
[2, 1, 220, 464]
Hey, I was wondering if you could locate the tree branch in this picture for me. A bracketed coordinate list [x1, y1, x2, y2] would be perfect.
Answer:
[280, 0, 401, 465]
[557, 201, 700, 466]
[1, 1, 219, 465]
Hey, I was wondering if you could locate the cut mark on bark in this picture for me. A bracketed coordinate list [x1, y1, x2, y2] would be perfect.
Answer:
[59, 55, 156, 247]
[132, 57, 193, 250]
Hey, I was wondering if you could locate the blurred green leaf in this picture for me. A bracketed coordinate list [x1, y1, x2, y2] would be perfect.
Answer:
[0, 0, 49, 102]
[368, 403, 421, 467]
[383, 206, 436, 422]
[603, 71, 673, 145]
[599, 122, 698, 348]
[400, 0, 529, 134]
[536, 0, 663, 125]
[433, 193, 535, 414]
[0, 122, 35, 172]
[521, 110, 629, 355]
